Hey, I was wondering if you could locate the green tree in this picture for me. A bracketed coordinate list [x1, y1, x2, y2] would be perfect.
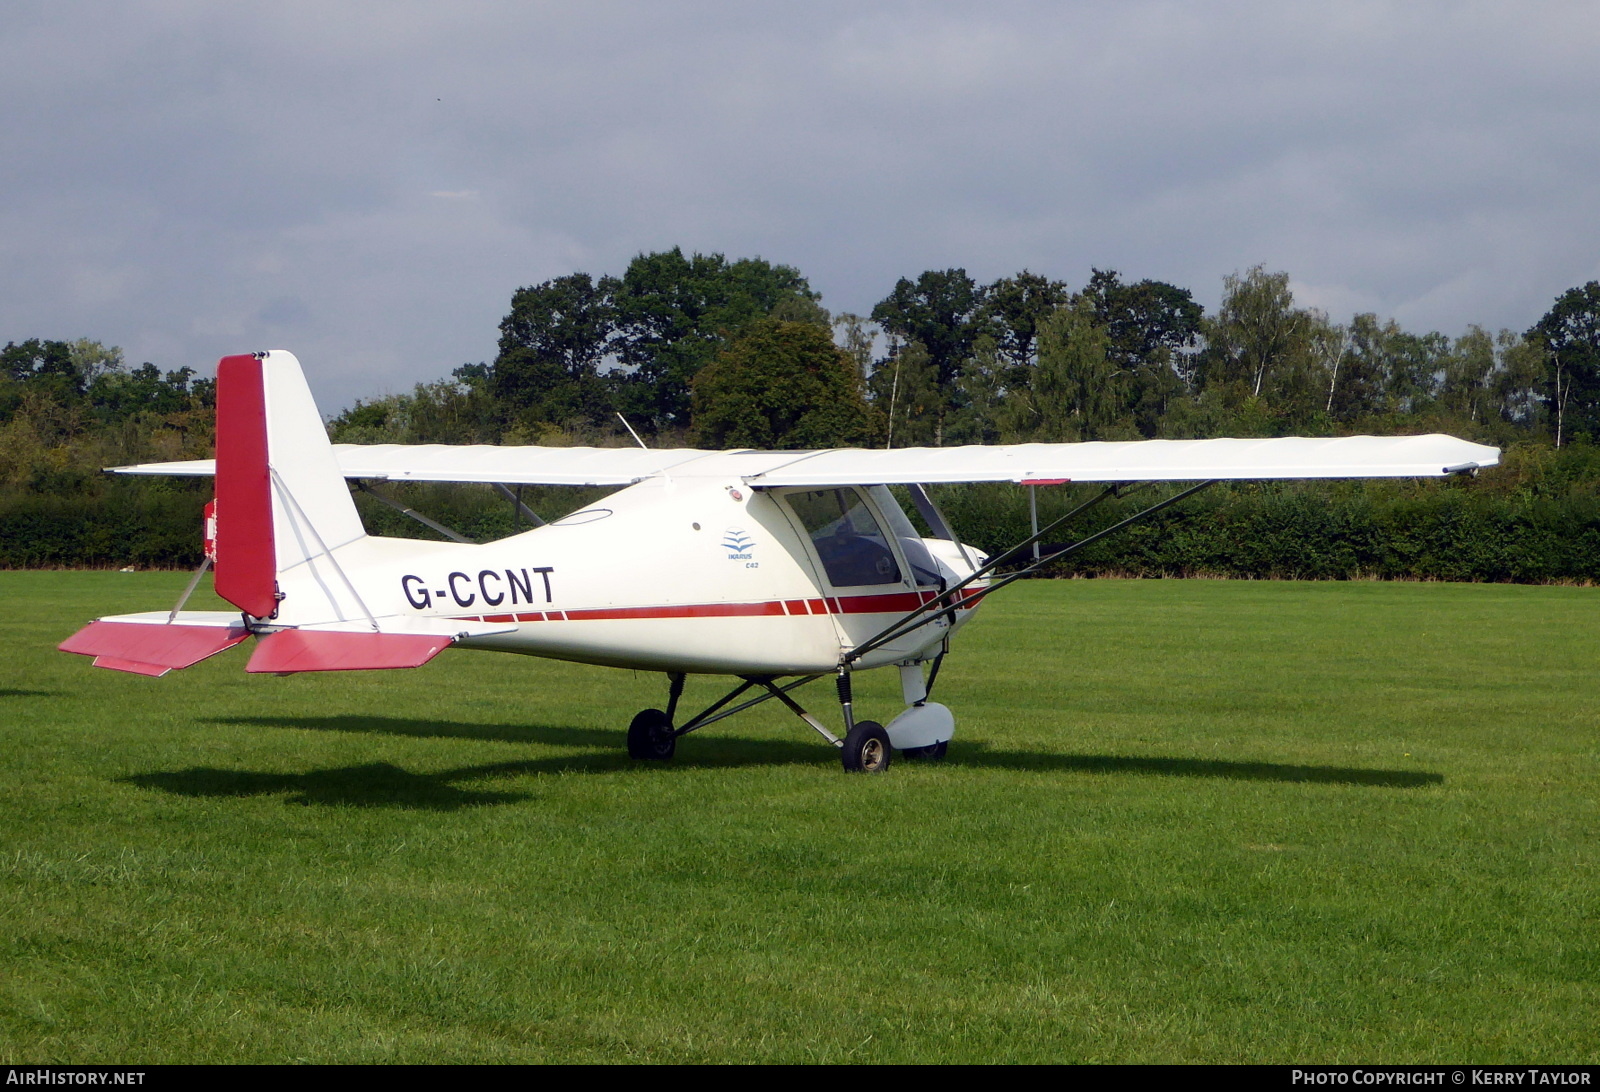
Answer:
[329, 365, 499, 445]
[1491, 330, 1546, 429]
[2, 339, 81, 409]
[1198, 267, 1323, 432]
[1530, 282, 1600, 446]
[832, 313, 876, 382]
[85, 363, 209, 425]
[870, 269, 980, 391]
[868, 338, 941, 448]
[947, 334, 1009, 445]
[1440, 326, 1498, 427]
[690, 320, 874, 449]
[613, 248, 824, 430]
[1079, 269, 1203, 370]
[1077, 269, 1203, 435]
[493, 272, 618, 429]
[1328, 313, 1391, 421]
[975, 271, 1070, 372]
[1004, 299, 1124, 441]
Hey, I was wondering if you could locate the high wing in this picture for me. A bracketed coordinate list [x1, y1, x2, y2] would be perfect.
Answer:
[106, 444, 712, 486]
[110, 433, 1499, 487]
[740, 435, 1498, 485]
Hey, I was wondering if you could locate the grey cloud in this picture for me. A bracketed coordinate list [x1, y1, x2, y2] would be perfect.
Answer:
[2, 2, 1597, 410]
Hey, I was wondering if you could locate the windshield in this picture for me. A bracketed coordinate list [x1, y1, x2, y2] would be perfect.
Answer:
[866, 486, 943, 588]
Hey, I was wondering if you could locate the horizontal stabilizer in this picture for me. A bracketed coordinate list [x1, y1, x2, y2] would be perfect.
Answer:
[59, 618, 250, 675]
[246, 630, 454, 674]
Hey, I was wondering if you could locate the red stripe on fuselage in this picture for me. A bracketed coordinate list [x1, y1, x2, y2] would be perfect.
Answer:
[450, 590, 974, 625]
[559, 601, 790, 622]
[214, 355, 277, 618]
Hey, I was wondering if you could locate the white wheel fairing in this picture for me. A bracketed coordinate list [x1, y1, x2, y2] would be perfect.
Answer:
[885, 702, 955, 750]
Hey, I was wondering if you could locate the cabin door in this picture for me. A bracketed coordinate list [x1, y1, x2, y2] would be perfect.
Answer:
[773, 486, 945, 661]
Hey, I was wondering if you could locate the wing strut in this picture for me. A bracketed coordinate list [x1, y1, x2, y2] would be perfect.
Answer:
[354, 481, 473, 543]
[906, 484, 974, 569]
[672, 674, 828, 738]
[167, 555, 214, 623]
[492, 483, 546, 527]
[844, 479, 1219, 665]
[272, 469, 379, 631]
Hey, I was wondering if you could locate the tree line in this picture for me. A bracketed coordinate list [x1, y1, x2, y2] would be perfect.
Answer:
[327, 248, 1599, 456]
[6, 247, 1600, 577]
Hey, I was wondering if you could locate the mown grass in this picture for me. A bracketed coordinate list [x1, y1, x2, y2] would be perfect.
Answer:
[2, 571, 1597, 1063]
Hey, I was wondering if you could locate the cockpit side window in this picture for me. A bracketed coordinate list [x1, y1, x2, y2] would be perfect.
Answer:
[784, 488, 903, 587]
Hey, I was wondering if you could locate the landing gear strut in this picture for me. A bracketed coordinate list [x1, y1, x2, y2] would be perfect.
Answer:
[626, 673, 683, 760]
[625, 669, 903, 774]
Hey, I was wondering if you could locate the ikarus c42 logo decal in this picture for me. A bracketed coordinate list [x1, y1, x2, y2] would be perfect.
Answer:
[722, 528, 757, 567]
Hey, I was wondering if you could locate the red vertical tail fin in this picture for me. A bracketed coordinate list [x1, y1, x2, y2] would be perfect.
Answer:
[214, 354, 278, 618]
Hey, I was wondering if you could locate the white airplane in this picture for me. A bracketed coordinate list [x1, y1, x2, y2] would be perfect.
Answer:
[60, 351, 1501, 773]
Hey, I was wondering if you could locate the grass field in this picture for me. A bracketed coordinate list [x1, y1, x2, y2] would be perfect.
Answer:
[3, 571, 1598, 1063]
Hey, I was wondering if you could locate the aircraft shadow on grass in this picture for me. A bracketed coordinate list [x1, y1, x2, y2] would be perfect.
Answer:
[209, 713, 830, 771]
[1, 688, 58, 698]
[961, 750, 1444, 788]
[122, 762, 538, 811]
[124, 720, 830, 810]
[120, 749, 825, 811]
[121, 713, 1441, 810]
[209, 714, 620, 749]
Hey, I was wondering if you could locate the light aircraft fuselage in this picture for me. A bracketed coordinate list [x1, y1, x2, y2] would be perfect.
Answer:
[271, 470, 984, 676]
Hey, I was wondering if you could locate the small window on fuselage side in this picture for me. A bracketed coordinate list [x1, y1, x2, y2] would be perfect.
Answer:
[784, 488, 903, 587]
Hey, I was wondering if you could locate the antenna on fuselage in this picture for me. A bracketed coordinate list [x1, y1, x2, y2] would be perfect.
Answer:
[617, 412, 672, 484]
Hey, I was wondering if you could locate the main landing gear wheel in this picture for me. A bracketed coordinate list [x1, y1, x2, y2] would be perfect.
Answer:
[901, 740, 949, 761]
[841, 720, 891, 774]
[627, 708, 676, 761]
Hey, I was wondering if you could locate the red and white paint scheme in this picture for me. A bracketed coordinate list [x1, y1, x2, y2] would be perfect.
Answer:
[61, 351, 1501, 772]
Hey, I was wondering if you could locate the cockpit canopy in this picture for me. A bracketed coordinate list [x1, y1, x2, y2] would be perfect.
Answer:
[778, 486, 942, 589]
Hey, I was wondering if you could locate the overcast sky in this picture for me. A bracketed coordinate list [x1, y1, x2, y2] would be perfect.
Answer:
[3, 2, 1597, 411]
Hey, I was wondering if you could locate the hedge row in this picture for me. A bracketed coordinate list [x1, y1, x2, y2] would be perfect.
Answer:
[0, 480, 210, 568]
[937, 482, 1600, 582]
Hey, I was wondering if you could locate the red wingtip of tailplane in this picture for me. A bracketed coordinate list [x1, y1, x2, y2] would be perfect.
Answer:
[59, 620, 250, 674]
[245, 630, 453, 674]
[214, 354, 278, 618]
